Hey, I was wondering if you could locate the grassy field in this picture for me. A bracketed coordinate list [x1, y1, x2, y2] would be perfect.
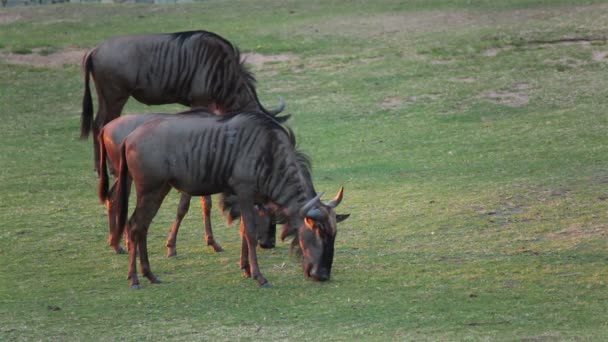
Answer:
[1, 0, 608, 340]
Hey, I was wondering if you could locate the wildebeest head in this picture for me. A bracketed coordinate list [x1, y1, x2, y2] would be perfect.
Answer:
[288, 188, 349, 282]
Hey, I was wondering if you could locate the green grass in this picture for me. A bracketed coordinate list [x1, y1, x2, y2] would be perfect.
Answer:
[1, 0, 608, 340]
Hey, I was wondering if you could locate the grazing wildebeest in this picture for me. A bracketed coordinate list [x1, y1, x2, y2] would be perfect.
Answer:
[111, 112, 348, 288]
[98, 111, 276, 256]
[80, 30, 285, 174]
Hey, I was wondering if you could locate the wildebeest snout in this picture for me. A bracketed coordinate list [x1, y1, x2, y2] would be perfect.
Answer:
[311, 267, 330, 282]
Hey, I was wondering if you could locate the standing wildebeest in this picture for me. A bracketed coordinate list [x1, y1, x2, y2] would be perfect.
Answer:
[83, 30, 284, 255]
[80, 30, 285, 174]
[98, 112, 276, 256]
[111, 112, 349, 288]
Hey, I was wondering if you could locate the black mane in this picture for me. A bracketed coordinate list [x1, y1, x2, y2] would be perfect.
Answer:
[170, 30, 271, 115]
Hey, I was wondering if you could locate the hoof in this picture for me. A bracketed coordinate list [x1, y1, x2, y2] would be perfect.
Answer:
[209, 242, 224, 253]
[150, 277, 162, 284]
[167, 249, 177, 258]
[259, 281, 273, 289]
[114, 246, 127, 254]
[130, 284, 141, 289]
[258, 242, 275, 249]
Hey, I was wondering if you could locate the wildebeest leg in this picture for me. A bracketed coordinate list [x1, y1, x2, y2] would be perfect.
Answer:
[165, 192, 191, 257]
[201, 196, 224, 252]
[108, 179, 133, 254]
[128, 186, 170, 288]
[106, 182, 126, 254]
[93, 95, 128, 175]
[239, 199, 270, 288]
[239, 225, 250, 278]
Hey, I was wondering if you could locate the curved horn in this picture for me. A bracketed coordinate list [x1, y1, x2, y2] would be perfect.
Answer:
[267, 96, 286, 116]
[324, 187, 344, 208]
[299, 192, 323, 217]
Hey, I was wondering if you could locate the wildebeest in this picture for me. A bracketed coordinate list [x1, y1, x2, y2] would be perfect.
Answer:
[80, 30, 285, 174]
[111, 111, 348, 288]
[98, 112, 276, 257]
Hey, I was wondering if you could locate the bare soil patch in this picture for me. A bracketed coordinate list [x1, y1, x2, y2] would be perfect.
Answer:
[381, 96, 404, 110]
[543, 56, 586, 69]
[290, 4, 608, 40]
[0, 48, 296, 70]
[297, 11, 481, 38]
[450, 76, 477, 83]
[483, 46, 513, 57]
[381, 94, 439, 110]
[483, 83, 530, 108]
[0, 48, 86, 68]
[0, 12, 22, 24]
[548, 224, 607, 242]
[592, 50, 608, 62]
[484, 91, 529, 107]
[242, 53, 297, 68]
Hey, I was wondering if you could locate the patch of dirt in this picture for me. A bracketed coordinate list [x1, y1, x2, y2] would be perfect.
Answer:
[484, 91, 529, 107]
[592, 50, 608, 62]
[0, 12, 22, 24]
[242, 53, 297, 68]
[0, 48, 296, 70]
[429, 59, 455, 65]
[297, 11, 482, 38]
[0, 48, 86, 68]
[548, 224, 607, 242]
[483, 46, 513, 57]
[381, 96, 404, 110]
[450, 76, 477, 83]
[543, 56, 586, 69]
[288, 4, 608, 41]
[483, 83, 530, 107]
[381, 94, 439, 110]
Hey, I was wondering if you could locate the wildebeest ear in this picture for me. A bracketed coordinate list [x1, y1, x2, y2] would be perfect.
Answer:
[336, 213, 350, 222]
[304, 217, 316, 231]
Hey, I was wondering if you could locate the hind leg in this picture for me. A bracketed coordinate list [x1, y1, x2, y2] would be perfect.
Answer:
[166, 192, 191, 257]
[127, 185, 170, 288]
[106, 182, 127, 254]
[108, 179, 133, 254]
[201, 195, 224, 252]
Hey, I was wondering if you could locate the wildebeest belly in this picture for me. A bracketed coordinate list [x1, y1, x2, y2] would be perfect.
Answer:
[131, 86, 191, 107]
[167, 164, 232, 197]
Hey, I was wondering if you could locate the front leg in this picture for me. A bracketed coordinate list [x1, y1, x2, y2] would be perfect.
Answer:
[239, 225, 251, 278]
[166, 193, 191, 257]
[201, 196, 224, 252]
[239, 200, 271, 288]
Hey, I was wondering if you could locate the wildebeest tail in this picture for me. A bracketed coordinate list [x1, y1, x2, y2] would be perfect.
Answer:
[80, 50, 94, 139]
[98, 130, 109, 204]
[112, 142, 130, 246]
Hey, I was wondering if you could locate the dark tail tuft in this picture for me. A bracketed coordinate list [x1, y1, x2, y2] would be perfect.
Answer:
[98, 129, 109, 204]
[112, 142, 129, 246]
[80, 51, 94, 140]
